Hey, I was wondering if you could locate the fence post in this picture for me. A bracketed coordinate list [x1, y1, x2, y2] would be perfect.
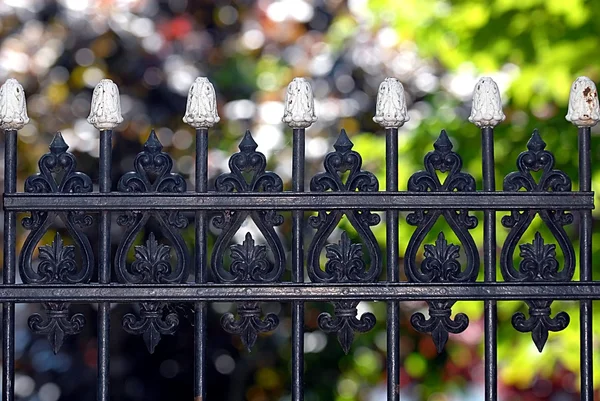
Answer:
[88, 78, 123, 401]
[374, 77, 409, 401]
[0, 78, 28, 401]
[566, 76, 599, 401]
[469, 77, 505, 401]
[183, 76, 220, 401]
[283, 77, 317, 401]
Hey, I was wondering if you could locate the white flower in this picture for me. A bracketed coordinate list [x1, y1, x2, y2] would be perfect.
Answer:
[373, 77, 409, 129]
[468, 77, 505, 128]
[282, 77, 317, 129]
[87, 79, 123, 130]
[0, 79, 29, 130]
[566, 76, 600, 127]
[183, 77, 220, 128]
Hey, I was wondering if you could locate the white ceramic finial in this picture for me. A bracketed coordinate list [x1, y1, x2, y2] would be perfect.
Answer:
[0, 78, 29, 130]
[566, 76, 600, 127]
[183, 77, 220, 128]
[87, 79, 123, 130]
[469, 77, 505, 128]
[373, 77, 409, 129]
[282, 77, 317, 129]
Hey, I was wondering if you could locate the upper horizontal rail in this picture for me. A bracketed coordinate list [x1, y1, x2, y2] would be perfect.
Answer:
[3, 191, 593, 211]
[0, 282, 599, 302]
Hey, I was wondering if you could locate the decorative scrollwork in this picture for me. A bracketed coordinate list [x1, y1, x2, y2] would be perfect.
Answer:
[130, 233, 172, 284]
[123, 302, 179, 354]
[229, 233, 269, 282]
[219, 233, 278, 350]
[115, 130, 189, 352]
[211, 130, 285, 283]
[512, 302, 570, 353]
[19, 133, 93, 353]
[409, 233, 470, 353]
[307, 130, 381, 283]
[211, 131, 285, 349]
[28, 302, 85, 354]
[420, 232, 461, 282]
[323, 232, 367, 282]
[518, 232, 560, 280]
[405, 131, 479, 353]
[221, 302, 279, 352]
[115, 130, 189, 285]
[36, 232, 77, 283]
[307, 130, 381, 352]
[511, 234, 570, 351]
[20, 133, 94, 284]
[318, 301, 376, 355]
[500, 130, 574, 352]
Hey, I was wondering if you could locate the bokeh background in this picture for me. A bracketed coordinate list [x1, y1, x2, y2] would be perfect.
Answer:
[0, 0, 599, 400]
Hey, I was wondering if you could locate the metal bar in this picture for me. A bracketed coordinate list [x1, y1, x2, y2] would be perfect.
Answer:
[1, 283, 600, 301]
[4, 192, 593, 211]
[194, 128, 209, 401]
[291, 128, 305, 401]
[98, 130, 112, 401]
[385, 128, 400, 401]
[579, 126, 593, 401]
[481, 126, 497, 401]
[2, 129, 16, 401]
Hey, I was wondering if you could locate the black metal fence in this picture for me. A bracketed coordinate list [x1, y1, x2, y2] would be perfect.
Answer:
[1, 75, 597, 401]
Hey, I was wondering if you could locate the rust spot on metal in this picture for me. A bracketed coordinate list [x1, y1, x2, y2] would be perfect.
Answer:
[583, 87, 591, 97]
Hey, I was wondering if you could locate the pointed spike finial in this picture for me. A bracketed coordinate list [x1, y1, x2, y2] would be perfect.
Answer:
[339, 332, 353, 355]
[144, 330, 160, 354]
[282, 77, 317, 129]
[144, 130, 163, 153]
[183, 77, 220, 129]
[373, 77, 409, 129]
[433, 329, 449, 354]
[527, 129, 546, 152]
[532, 335, 547, 353]
[566, 76, 600, 127]
[88, 79, 123, 130]
[433, 130, 453, 153]
[49, 132, 69, 154]
[0, 78, 29, 130]
[468, 77, 505, 128]
[333, 129, 353, 153]
[239, 130, 258, 152]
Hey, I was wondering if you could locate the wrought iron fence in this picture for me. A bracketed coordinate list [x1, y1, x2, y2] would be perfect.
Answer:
[0, 73, 597, 401]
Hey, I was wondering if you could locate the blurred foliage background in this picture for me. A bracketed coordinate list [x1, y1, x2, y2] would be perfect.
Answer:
[0, 0, 599, 400]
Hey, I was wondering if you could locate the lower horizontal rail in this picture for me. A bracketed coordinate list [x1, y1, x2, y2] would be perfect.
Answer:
[3, 191, 594, 210]
[0, 283, 599, 302]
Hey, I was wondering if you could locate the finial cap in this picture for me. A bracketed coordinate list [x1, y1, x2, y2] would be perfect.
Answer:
[468, 77, 505, 128]
[282, 77, 317, 129]
[566, 76, 600, 127]
[0, 78, 29, 130]
[87, 79, 123, 130]
[373, 77, 409, 129]
[183, 77, 220, 128]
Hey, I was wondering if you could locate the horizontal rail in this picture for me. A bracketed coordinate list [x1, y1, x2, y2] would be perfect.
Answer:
[3, 191, 594, 211]
[0, 283, 599, 302]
